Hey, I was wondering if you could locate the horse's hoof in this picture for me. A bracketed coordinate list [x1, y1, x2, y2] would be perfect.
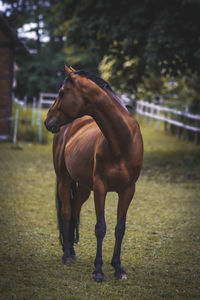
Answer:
[92, 271, 104, 282]
[121, 272, 128, 280]
[62, 255, 74, 265]
[71, 255, 76, 261]
[115, 270, 128, 280]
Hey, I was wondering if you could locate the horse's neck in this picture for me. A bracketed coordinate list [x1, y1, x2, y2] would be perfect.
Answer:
[88, 89, 134, 158]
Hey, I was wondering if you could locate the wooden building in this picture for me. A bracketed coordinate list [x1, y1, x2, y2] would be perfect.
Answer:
[0, 14, 29, 139]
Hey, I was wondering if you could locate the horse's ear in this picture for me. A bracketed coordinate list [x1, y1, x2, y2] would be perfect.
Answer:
[64, 65, 72, 76]
[70, 66, 76, 72]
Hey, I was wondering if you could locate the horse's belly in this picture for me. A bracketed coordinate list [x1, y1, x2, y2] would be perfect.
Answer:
[64, 122, 100, 188]
[65, 151, 94, 188]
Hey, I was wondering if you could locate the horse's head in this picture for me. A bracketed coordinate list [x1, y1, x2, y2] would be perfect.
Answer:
[44, 65, 87, 133]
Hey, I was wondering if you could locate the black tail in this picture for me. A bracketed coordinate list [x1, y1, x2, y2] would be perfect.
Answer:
[70, 180, 80, 244]
[55, 180, 79, 250]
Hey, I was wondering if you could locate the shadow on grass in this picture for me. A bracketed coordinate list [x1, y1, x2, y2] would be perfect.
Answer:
[142, 148, 200, 182]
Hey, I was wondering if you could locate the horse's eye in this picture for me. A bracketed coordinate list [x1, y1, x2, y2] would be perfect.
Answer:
[59, 90, 64, 99]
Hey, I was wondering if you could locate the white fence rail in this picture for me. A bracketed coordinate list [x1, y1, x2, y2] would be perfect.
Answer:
[13, 96, 27, 107]
[136, 100, 200, 143]
[39, 93, 57, 108]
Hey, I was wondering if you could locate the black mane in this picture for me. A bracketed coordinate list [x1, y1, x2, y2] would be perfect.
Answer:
[73, 69, 128, 112]
[74, 70, 112, 91]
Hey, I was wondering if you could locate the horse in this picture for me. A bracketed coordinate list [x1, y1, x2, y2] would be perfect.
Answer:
[44, 65, 143, 282]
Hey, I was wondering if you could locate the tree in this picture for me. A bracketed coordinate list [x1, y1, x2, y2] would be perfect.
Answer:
[15, 43, 66, 100]
[51, 0, 200, 113]
[2, 0, 102, 100]
[52, 0, 200, 78]
[2, 0, 51, 51]
[1, 1, 71, 100]
[2, 0, 200, 112]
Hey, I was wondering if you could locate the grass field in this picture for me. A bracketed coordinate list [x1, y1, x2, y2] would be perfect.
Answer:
[0, 118, 200, 300]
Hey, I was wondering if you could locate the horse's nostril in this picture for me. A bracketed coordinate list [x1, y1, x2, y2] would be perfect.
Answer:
[51, 124, 60, 133]
[44, 119, 59, 133]
[44, 119, 49, 130]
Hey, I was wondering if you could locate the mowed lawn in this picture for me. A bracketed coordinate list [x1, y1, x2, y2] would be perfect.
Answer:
[0, 120, 200, 300]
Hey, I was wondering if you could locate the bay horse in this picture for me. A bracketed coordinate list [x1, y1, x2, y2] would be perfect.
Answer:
[44, 65, 143, 282]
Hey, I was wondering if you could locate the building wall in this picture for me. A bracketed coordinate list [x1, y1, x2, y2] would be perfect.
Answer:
[0, 30, 13, 136]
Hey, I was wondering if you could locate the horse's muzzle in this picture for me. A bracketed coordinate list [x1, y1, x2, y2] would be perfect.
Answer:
[44, 119, 60, 133]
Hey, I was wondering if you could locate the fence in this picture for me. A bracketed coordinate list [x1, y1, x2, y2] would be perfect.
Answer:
[39, 93, 57, 109]
[136, 100, 200, 143]
[0, 97, 43, 144]
[13, 96, 27, 107]
[1, 93, 56, 144]
[39, 95, 200, 143]
[3, 93, 56, 144]
[2, 95, 200, 144]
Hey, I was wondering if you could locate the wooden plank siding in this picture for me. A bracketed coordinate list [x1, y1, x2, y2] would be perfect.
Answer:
[0, 15, 28, 138]
[0, 44, 13, 135]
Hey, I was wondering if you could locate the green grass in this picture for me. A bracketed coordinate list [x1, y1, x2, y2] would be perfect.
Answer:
[0, 121, 200, 299]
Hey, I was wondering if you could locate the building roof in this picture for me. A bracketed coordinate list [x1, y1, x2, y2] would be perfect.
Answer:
[0, 13, 29, 55]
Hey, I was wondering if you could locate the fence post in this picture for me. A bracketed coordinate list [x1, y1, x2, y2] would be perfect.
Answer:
[13, 109, 19, 145]
[23, 96, 27, 111]
[39, 93, 42, 110]
[143, 103, 148, 123]
[194, 132, 199, 144]
[150, 105, 154, 127]
[37, 107, 42, 143]
[32, 97, 36, 125]
[195, 119, 200, 144]
[178, 113, 183, 139]
[156, 108, 160, 129]
[170, 113, 175, 134]
[164, 112, 168, 131]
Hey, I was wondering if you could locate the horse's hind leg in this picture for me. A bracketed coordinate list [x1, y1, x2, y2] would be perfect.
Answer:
[57, 177, 74, 264]
[73, 185, 91, 243]
[69, 184, 91, 256]
[111, 184, 135, 280]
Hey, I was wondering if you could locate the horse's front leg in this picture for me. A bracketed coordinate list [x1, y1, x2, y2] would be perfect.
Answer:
[92, 177, 107, 282]
[111, 184, 135, 279]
